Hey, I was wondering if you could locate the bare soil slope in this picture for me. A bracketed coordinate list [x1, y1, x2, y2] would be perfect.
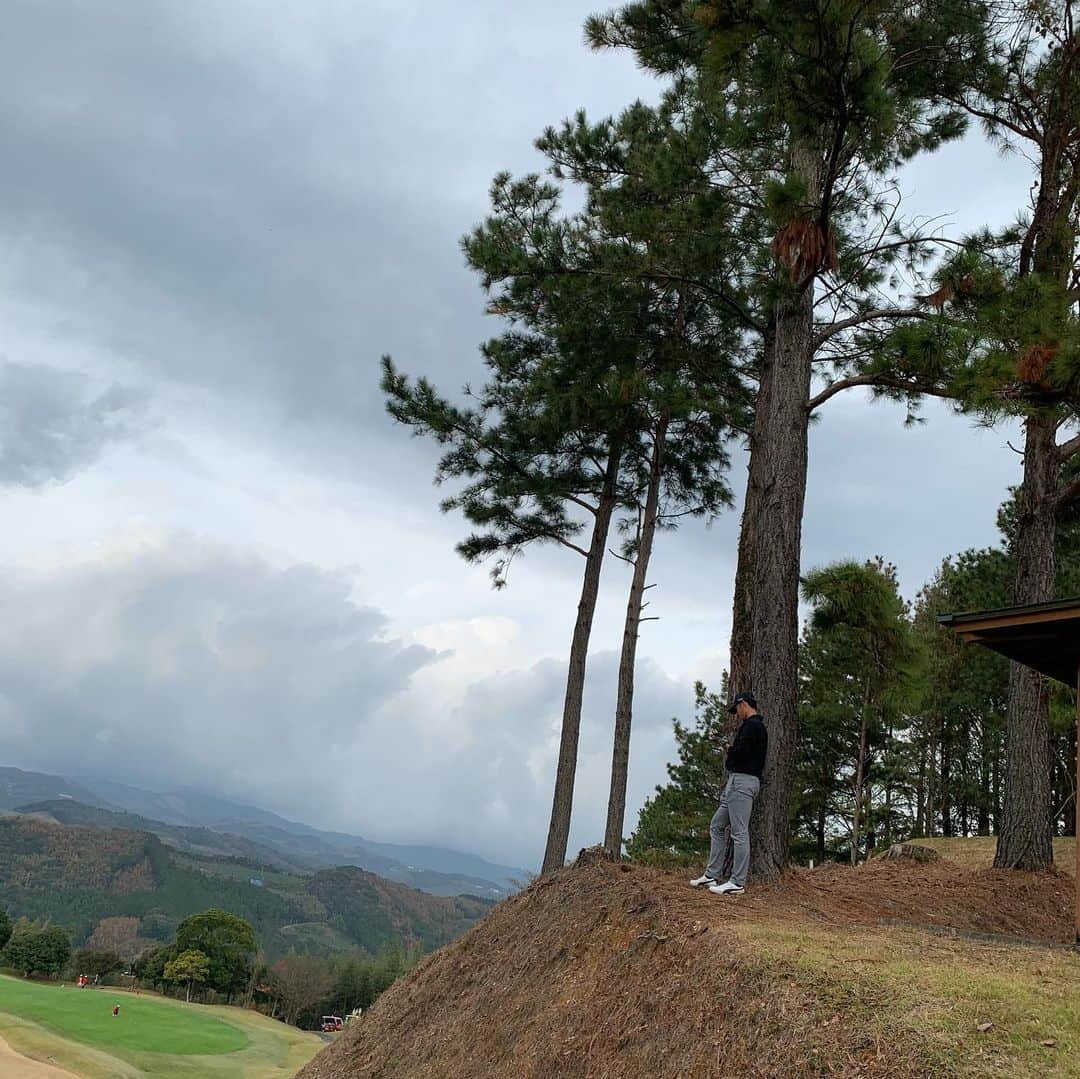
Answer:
[298, 850, 1077, 1079]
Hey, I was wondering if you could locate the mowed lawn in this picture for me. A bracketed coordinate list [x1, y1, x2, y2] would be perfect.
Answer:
[0, 975, 322, 1078]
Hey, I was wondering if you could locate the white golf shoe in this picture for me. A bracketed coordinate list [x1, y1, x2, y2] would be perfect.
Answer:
[708, 880, 744, 896]
[689, 873, 717, 887]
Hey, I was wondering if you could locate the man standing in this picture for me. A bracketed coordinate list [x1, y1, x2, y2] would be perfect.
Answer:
[690, 691, 767, 896]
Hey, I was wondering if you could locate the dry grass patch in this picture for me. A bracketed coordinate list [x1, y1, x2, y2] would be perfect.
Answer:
[737, 919, 1080, 1078]
[918, 836, 1075, 875]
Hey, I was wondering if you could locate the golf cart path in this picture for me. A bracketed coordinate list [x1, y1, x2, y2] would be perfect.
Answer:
[0, 1033, 79, 1078]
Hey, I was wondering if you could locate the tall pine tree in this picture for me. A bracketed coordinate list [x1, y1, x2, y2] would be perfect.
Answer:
[579, 0, 989, 876]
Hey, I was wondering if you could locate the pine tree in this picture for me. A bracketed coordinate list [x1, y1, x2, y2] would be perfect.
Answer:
[384, 174, 743, 872]
[801, 559, 922, 863]
[603, 291, 740, 857]
[928, 1, 1080, 868]
[583, 0, 989, 876]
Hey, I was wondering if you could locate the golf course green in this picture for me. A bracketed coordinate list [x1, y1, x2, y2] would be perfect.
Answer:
[0, 974, 322, 1078]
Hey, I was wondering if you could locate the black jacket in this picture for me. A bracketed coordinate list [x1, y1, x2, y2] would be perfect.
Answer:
[725, 714, 768, 780]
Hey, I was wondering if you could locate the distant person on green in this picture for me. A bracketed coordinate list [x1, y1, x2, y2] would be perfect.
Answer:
[690, 691, 767, 896]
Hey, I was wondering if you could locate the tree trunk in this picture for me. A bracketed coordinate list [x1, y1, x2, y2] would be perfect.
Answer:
[940, 713, 953, 837]
[815, 800, 827, 864]
[915, 741, 926, 837]
[1064, 725, 1077, 837]
[884, 719, 893, 846]
[604, 415, 668, 858]
[728, 470, 758, 696]
[186, 981, 192, 1004]
[978, 722, 991, 835]
[995, 410, 1056, 869]
[992, 739, 1001, 833]
[746, 275, 815, 879]
[542, 445, 623, 874]
[745, 140, 820, 880]
[851, 679, 870, 866]
[926, 729, 937, 838]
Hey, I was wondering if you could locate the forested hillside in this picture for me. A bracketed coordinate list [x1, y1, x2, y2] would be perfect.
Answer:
[0, 767, 520, 898]
[0, 816, 491, 960]
[16, 798, 311, 872]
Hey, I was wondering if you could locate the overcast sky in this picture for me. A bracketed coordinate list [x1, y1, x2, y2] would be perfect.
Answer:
[0, 1, 1032, 869]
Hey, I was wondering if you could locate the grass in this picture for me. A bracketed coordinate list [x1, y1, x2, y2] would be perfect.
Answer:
[0, 975, 322, 1078]
[736, 918, 1080, 1077]
[918, 836, 1075, 874]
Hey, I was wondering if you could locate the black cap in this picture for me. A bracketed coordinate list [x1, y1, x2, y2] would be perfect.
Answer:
[727, 691, 757, 714]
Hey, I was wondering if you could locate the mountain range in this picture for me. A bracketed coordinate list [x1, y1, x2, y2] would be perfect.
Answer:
[0, 766, 526, 899]
[0, 813, 492, 959]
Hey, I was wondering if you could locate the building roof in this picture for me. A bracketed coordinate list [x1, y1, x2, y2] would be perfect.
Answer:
[938, 597, 1080, 687]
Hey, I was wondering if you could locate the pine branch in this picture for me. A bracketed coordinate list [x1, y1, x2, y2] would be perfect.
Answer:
[1055, 474, 1080, 512]
[1057, 432, 1080, 463]
[806, 374, 954, 414]
[812, 307, 937, 348]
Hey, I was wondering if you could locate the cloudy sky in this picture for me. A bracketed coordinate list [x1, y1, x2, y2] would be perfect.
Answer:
[0, 1, 1032, 869]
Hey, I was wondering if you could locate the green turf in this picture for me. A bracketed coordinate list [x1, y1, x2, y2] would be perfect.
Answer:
[0, 976, 248, 1056]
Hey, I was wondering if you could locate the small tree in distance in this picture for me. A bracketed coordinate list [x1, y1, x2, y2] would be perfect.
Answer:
[2, 924, 72, 979]
[164, 949, 210, 1004]
[174, 909, 256, 1002]
[801, 559, 922, 863]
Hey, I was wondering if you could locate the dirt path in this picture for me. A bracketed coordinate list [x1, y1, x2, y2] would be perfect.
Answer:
[0, 1034, 80, 1079]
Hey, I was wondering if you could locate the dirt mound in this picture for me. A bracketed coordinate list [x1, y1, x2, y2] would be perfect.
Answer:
[297, 857, 1074, 1079]
[698, 857, 1073, 945]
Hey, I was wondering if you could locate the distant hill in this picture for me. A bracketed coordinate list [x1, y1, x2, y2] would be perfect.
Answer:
[16, 799, 312, 873]
[16, 798, 511, 901]
[0, 815, 492, 960]
[0, 767, 525, 899]
[0, 767, 106, 811]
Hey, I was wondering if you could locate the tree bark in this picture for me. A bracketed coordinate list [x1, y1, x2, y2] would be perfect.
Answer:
[992, 741, 1001, 834]
[542, 445, 624, 874]
[978, 721, 991, 836]
[604, 414, 668, 858]
[744, 139, 820, 880]
[940, 711, 953, 837]
[728, 470, 758, 697]
[1064, 725, 1077, 837]
[851, 678, 870, 866]
[926, 729, 937, 838]
[915, 742, 926, 837]
[746, 268, 815, 878]
[995, 410, 1056, 869]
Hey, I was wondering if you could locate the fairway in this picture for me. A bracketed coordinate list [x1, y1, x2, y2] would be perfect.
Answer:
[0, 977, 247, 1055]
[0, 975, 322, 1078]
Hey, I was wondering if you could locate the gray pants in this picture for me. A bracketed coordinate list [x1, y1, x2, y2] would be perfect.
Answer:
[705, 772, 760, 887]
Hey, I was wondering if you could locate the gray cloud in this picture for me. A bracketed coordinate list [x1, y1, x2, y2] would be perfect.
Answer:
[0, 362, 147, 487]
[0, 533, 439, 794]
[0, 0, 651, 475]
